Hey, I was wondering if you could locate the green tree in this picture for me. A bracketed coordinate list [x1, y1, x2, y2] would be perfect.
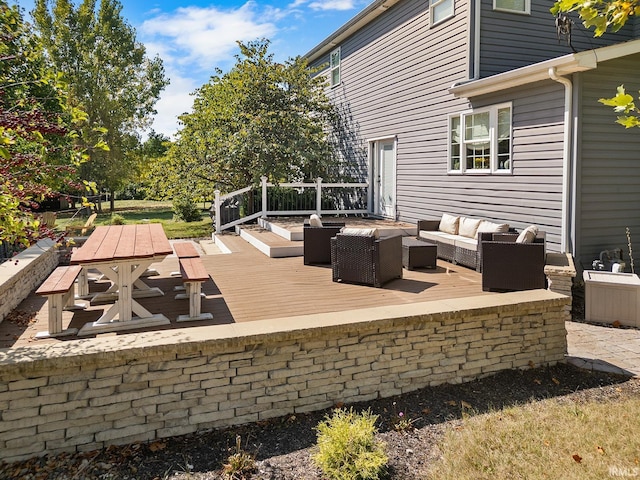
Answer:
[167, 39, 339, 197]
[1, 0, 88, 247]
[32, 0, 168, 210]
[552, 0, 640, 128]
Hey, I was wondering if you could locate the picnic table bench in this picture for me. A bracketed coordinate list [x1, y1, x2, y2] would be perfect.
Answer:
[35, 265, 86, 338]
[174, 250, 213, 322]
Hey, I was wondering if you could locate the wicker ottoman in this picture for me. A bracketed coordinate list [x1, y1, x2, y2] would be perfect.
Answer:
[402, 237, 437, 270]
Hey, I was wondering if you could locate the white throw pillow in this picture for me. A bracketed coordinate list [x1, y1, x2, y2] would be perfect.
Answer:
[516, 225, 539, 244]
[340, 227, 380, 239]
[458, 217, 482, 239]
[439, 213, 460, 235]
[309, 214, 323, 227]
[477, 220, 510, 233]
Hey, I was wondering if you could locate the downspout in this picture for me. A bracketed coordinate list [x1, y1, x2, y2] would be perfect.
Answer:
[548, 67, 573, 253]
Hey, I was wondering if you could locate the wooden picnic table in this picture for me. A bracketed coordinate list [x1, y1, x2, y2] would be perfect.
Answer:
[70, 224, 173, 336]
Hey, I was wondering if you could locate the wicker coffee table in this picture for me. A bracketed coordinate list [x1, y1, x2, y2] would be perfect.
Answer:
[402, 237, 437, 270]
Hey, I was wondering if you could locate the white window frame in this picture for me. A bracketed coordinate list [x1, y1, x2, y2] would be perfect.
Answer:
[330, 47, 341, 88]
[448, 103, 513, 175]
[493, 0, 530, 15]
[430, 0, 455, 26]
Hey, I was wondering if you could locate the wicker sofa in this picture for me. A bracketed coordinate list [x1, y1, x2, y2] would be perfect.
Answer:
[331, 232, 402, 288]
[480, 231, 547, 291]
[303, 219, 345, 265]
[417, 215, 514, 271]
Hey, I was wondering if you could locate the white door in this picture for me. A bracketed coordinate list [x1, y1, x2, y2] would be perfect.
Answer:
[372, 139, 396, 218]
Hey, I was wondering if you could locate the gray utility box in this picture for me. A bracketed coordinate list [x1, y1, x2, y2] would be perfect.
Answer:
[583, 271, 640, 327]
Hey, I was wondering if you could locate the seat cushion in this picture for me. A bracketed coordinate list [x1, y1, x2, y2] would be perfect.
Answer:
[454, 237, 478, 251]
[309, 214, 323, 227]
[459, 217, 482, 238]
[439, 213, 460, 235]
[477, 220, 510, 233]
[340, 227, 380, 239]
[419, 230, 458, 246]
[516, 225, 539, 243]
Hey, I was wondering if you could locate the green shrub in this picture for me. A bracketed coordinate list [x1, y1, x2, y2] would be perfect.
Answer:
[172, 197, 202, 222]
[312, 408, 388, 480]
[110, 214, 126, 225]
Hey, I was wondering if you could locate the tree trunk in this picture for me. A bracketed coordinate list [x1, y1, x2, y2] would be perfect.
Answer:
[110, 190, 115, 212]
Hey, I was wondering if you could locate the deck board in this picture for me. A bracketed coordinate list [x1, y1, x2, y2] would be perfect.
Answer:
[1, 232, 492, 349]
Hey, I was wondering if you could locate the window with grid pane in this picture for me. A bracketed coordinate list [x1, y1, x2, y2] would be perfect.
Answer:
[430, 0, 454, 25]
[330, 47, 340, 87]
[448, 104, 512, 174]
[494, 0, 530, 13]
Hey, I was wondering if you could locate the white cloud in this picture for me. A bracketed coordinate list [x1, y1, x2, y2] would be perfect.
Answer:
[149, 70, 198, 139]
[140, 2, 277, 73]
[308, 0, 356, 11]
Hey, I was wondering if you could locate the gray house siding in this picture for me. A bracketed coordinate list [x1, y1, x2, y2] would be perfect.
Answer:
[413, 81, 567, 253]
[479, 0, 636, 78]
[312, 0, 567, 253]
[576, 54, 640, 269]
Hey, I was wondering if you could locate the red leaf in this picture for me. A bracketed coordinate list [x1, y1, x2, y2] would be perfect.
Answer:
[572, 454, 582, 463]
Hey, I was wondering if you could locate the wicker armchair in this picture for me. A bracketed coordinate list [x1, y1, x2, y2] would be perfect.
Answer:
[331, 234, 402, 287]
[303, 220, 345, 265]
[480, 231, 546, 292]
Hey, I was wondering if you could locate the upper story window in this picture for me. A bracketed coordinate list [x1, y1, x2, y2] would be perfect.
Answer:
[449, 103, 512, 174]
[430, 0, 454, 25]
[330, 47, 341, 87]
[493, 0, 530, 14]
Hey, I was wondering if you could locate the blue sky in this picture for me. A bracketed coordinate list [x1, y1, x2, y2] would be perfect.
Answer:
[12, 0, 367, 137]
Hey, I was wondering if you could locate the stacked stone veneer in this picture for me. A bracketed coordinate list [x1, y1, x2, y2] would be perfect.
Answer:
[545, 252, 577, 319]
[0, 289, 568, 462]
[0, 239, 58, 323]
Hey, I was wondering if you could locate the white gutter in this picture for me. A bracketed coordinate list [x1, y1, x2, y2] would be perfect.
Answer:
[548, 67, 573, 254]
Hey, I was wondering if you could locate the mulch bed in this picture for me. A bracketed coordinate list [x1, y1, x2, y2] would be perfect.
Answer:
[0, 363, 637, 480]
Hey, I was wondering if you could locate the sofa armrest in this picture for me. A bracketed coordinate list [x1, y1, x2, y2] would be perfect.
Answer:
[417, 219, 440, 232]
[481, 240, 546, 291]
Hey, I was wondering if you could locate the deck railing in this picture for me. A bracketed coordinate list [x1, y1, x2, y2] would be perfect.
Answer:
[213, 176, 369, 233]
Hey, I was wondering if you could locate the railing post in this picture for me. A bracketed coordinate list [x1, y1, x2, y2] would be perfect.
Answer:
[316, 177, 323, 217]
[214, 190, 221, 234]
[261, 176, 268, 218]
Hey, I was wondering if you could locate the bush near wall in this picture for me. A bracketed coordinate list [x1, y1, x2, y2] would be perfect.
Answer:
[0, 290, 568, 463]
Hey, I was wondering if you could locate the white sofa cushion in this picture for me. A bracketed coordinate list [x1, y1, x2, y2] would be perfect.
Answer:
[477, 220, 510, 233]
[439, 213, 460, 235]
[454, 237, 478, 251]
[340, 227, 380, 239]
[516, 225, 538, 244]
[459, 217, 482, 239]
[419, 230, 459, 246]
[309, 214, 323, 227]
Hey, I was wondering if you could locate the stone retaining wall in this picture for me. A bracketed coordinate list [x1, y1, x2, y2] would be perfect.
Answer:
[0, 290, 568, 462]
[0, 239, 58, 324]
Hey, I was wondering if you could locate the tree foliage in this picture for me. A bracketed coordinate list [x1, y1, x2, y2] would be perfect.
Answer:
[552, 0, 640, 128]
[0, 0, 87, 247]
[155, 39, 339, 198]
[32, 0, 168, 208]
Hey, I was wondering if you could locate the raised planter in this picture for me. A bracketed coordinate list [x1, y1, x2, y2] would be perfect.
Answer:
[583, 270, 640, 327]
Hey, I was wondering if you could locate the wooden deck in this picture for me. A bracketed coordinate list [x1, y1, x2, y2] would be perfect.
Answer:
[0, 233, 493, 349]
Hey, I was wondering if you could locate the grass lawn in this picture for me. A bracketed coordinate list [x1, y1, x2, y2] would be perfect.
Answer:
[56, 200, 213, 239]
[428, 394, 640, 479]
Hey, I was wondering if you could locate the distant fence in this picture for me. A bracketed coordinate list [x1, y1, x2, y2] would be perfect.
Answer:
[213, 177, 369, 233]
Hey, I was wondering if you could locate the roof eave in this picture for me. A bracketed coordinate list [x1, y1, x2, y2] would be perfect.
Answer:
[449, 38, 640, 98]
[305, 0, 402, 63]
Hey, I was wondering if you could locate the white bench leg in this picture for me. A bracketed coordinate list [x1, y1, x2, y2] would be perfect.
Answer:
[176, 281, 212, 322]
[36, 289, 84, 339]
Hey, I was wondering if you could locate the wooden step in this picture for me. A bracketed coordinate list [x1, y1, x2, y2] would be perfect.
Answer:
[238, 226, 303, 258]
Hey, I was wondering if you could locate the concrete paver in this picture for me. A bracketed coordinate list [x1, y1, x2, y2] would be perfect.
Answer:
[566, 320, 640, 377]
